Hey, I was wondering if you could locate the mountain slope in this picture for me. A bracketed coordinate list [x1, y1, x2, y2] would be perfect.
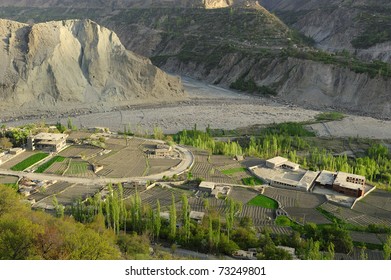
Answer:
[261, 0, 391, 63]
[1, 2, 391, 118]
[0, 19, 185, 115]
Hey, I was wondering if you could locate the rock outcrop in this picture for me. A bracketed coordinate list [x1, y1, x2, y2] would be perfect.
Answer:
[0, 19, 185, 115]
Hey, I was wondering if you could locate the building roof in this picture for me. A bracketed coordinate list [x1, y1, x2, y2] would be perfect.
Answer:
[297, 170, 319, 190]
[33, 133, 67, 141]
[316, 170, 336, 185]
[266, 156, 288, 166]
[189, 211, 205, 221]
[282, 161, 300, 170]
[334, 172, 365, 191]
[199, 181, 215, 190]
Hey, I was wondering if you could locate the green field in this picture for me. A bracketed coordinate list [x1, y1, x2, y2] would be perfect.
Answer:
[242, 177, 264, 186]
[10, 153, 48, 171]
[65, 161, 88, 175]
[247, 195, 278, 209]
[35, 156, 66, 173]
[275, 216, 293, 227]
[221, 167, 247, 175]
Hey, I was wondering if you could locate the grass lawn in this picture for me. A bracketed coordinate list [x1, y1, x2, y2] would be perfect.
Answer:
[10, 153, 48, 171]
[242, 176, 264, 186]
[221, 167, 247, 175]
[247, 195, 278, 209]
[35, 156, 66, 173]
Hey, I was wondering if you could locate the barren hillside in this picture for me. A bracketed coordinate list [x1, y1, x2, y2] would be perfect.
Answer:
[261, 0, 391, 63]
[0, 19, 185, 116]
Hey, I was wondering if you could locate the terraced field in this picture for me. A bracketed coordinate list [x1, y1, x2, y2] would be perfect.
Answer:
[0, 174, 18, 185]
[29, 181, 73, 203]
[129, 186, 186, 209]
[59, 145, 102, 158]
[285, 207, 331, 225]
[190, 149, 235, 184]
[146, 158, 181, 176]
[64, 160, 96, 178]
[0, 151, 37, 169]
[54, 184, 102, 205]
[263, 187, 326, 209]
[229, 187, 259, 204]
[320, 202, 391, 227]
[44, 159, 70, 175]
[238, 205, 274, 226]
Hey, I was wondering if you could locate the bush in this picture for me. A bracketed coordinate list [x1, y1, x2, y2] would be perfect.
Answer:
[315, 112, 345, 122]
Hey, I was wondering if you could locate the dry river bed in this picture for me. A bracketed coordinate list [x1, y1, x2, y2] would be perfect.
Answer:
[3, 77, 391, 139]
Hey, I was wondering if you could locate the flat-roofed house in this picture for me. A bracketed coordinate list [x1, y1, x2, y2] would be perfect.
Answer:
[266, 156, 300, 171]
[199, 181, 215, 193]
[333, 172, 366, 197]
[27, 133, 67, 153]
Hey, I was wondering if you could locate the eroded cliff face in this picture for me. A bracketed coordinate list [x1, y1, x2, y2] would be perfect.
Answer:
[158, 53, 391, 117]
[0, 19, 185, 115]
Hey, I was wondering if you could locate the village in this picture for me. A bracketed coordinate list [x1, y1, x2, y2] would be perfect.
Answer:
[1, 124, 391, 259]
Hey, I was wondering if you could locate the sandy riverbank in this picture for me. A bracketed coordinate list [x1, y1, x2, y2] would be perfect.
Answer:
[3, 77, 391, 139]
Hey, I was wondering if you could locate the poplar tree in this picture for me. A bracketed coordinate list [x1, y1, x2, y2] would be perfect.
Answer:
[181, 194, 191, 242]
[169, 194, 177, 240]
[155, 200, 162, 241]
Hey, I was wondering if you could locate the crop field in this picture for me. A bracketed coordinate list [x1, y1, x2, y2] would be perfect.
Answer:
[190, 149, 236, 184]
[188, 197, 206, 212]
[263, 187, 327, 209]
[262, 225, 293, 235]
[0, 151, 37, 169]
[29, 181, 73, 203]
[10, 153, 48, 171]
[136, 186, 186, 209]
[59, 145, 102, 158]
[146, 158, 181, 176]
[35, 156, 66, 173]
[64, 160, 96, 178]
[285, 207, 331, 225]
[247, 195, 278, 209]
[55, 184, 102, 206]
[354, 189, 391, 213]
[350, 231, 385, 245]
[229, 187, 259, 204]
[210, 155, 239, 168]
[238, 205, 274, 226]
[96, 149, 146, 177]
[320, 202, 391, 227]
[44, 159, 70, 175]
[0, 175, 18, 185]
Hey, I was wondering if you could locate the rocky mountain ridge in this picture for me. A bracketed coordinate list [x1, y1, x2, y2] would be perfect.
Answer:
[1, 1, 391, 118]
[0, 18, 185, 116]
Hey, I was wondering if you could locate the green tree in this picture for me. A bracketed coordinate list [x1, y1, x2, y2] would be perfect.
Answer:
[181, 194, 191, 243]
[383, 235, 391, 260]
[169, 194, 177, 240]
[154, 200, 162, 241]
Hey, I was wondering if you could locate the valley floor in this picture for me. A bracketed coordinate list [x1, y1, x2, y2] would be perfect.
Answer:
[3, 77, 391, 139]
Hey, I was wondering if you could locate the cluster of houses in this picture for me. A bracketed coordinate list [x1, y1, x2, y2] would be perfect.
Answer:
[250, 156, 369, 198]
[18, 177, 57, 197]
